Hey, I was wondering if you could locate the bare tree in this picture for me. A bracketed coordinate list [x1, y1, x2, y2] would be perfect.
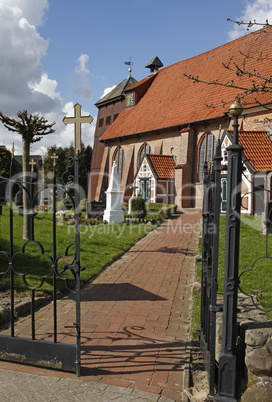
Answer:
[184, 19, 272, 110]
[0, 110, 55, 239]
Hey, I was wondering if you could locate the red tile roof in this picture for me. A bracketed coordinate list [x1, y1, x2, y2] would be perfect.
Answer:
[238, 131, 272, 171]
[147, 154, 176, 178]
[100, 27, 272, 141]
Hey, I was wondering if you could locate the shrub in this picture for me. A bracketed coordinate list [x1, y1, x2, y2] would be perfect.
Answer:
[145, 202, 177, 217]
[57, 201, 65, 211]
[131, 195, 146, 219]
[79, 198, 87, 212]
[63, 197, 74, 210]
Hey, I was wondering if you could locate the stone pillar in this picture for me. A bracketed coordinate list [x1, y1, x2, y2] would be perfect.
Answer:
[103, 161, 124, 224]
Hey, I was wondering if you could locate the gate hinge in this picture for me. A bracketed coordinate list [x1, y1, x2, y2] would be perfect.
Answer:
[209, 304, 223, 312]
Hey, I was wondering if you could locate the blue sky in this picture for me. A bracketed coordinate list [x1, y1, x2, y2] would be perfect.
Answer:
[0, 0, 272, 155]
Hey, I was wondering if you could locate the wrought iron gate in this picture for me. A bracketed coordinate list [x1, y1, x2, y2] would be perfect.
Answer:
[200, 135, 225, 398]
[201, 106, 245, 400]
[200, 101, 272, 400]
[0, 153, 82, 375]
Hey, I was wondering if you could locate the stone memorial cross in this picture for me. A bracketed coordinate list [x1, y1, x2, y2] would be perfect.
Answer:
[63, 103, 93, 153]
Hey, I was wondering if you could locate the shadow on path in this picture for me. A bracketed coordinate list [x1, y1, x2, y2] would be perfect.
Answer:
[81, 283, 166, 302]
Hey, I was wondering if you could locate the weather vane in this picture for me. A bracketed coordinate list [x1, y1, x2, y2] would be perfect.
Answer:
[124, 57, 134, 75]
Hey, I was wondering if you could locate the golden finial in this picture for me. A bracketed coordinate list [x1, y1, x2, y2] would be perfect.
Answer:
[124, 59, 133, 75]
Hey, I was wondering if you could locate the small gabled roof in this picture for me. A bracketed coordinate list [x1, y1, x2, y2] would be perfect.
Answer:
[145, 56, 164, 72]
[96, 75, 137, 106]
[223, 129, 272, 172]
[141, 154, 176, 179]
[148, 154, 176, 178]
[239, 130, 272, 172]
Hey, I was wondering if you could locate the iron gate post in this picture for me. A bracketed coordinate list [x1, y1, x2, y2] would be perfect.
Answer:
[216, 101, 244, 401]
[74, 152, 81, 377]
[201, 161, 209, 336]
[208, 136, 223, 397]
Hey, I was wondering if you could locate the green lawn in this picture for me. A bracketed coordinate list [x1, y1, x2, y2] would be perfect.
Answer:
[193, 214, 272, 338]
[0, 205, 154, 294]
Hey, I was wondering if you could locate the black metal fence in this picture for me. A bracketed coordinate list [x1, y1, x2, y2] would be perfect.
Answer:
[200, 106, 272, 400]
[0, 153, 82, 375]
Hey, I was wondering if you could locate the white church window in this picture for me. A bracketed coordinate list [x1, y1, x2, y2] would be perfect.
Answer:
[198, 133, 215, 181]
[139, 143, 151, 166]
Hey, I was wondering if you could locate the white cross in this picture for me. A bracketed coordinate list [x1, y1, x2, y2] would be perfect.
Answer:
[63, 103, 93, 153]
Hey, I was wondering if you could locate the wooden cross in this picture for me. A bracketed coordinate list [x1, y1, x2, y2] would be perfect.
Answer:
[51, 152, 58, 167]
[29, 159, 36, 172]
[63, 103, 93, 153]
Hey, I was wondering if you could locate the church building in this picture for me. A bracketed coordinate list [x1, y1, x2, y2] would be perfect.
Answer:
[88, 27, 272, 212]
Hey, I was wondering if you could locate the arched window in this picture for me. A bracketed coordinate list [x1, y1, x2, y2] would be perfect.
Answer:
[198, 133, 215, 181]
[138, 143, 151, 166]
[113, 147, 125, 179]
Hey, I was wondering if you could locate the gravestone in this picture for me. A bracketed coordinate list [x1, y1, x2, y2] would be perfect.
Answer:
[103, 161, 124, 224]
[128, 184, 138, 215]
[15, 189, 23, 206]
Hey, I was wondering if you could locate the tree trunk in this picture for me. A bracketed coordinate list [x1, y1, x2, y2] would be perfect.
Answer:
[22, 139, 31, 240]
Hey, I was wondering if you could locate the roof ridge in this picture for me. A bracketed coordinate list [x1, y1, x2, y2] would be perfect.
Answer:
[147, 153, 174, 157]
[157, 26, 272, 75]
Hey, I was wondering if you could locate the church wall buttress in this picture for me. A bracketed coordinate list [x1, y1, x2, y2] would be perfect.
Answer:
[94, 147, 109, 202]
[120, 146, 135, 202]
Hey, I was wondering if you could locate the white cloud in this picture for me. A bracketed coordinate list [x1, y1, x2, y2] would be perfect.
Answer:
[228, 0, 272, 40]
[0, 1, 96, 155]
[101, 85, 117, 99]
[0, 2, 48, 106]
[73, 54, 93, 99]
[4, 0, 49, 26]
[29, 73, 61, 100]
[76, 54, 90, 76]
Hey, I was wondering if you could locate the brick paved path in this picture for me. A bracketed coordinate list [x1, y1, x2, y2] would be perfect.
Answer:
[0, 210, 201, 401]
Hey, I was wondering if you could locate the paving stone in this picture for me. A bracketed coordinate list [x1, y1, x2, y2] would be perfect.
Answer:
[0, 211, 201, 401]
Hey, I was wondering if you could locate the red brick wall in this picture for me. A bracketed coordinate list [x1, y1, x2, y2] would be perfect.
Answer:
[242, 110, 272, 132]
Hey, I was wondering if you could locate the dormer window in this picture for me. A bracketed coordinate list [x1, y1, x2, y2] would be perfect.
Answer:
[126, 92, 135, 107]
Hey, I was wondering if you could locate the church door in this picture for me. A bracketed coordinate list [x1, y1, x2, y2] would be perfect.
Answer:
[140, 178, 151, 202]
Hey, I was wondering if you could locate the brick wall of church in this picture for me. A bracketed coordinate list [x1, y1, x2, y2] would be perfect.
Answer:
[242, 110, 272, 133]
[88, 97, 126, 200]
